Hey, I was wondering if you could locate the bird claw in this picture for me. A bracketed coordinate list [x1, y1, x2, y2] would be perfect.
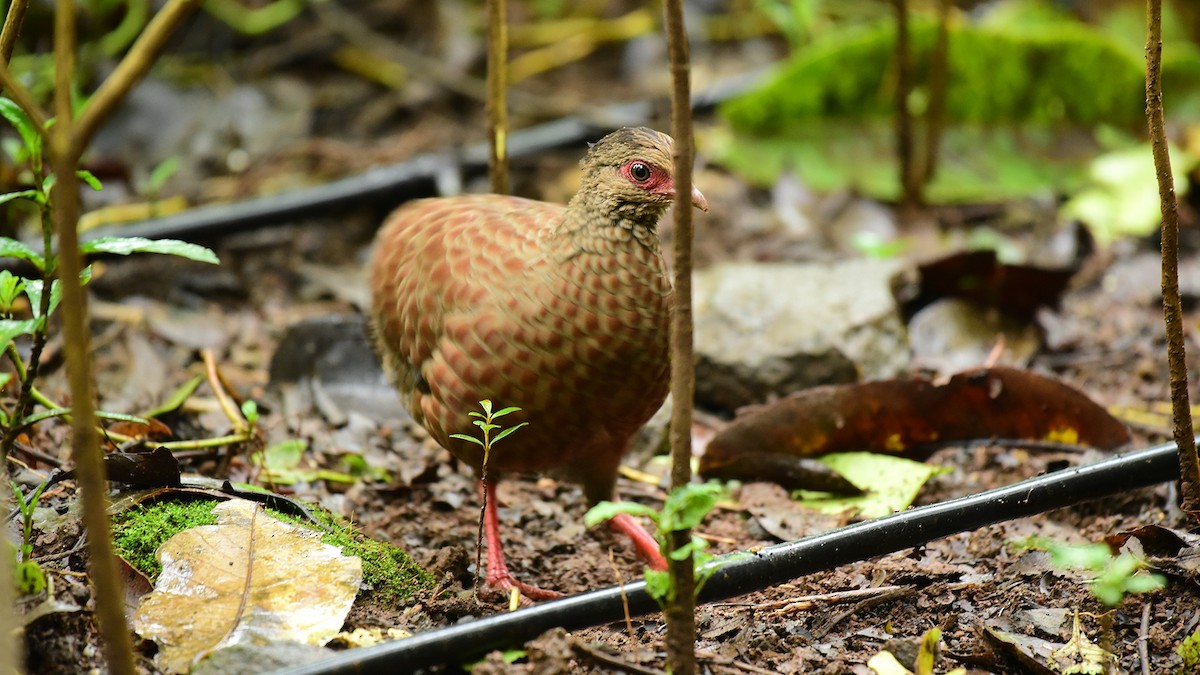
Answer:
[486, 572, 562, 601]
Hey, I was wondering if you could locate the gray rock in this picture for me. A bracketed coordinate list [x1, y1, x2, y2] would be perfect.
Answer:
[693, 260, 908, 411]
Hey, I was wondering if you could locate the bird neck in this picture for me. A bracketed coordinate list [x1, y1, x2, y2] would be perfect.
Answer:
[558, 191, 668, 256]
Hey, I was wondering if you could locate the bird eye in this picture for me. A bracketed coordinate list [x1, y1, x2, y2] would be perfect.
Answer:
[629, 161, 651, 182]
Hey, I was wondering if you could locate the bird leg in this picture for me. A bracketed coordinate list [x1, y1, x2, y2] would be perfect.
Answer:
[607, 512, 667, 570]
[481, 480, 562, 600]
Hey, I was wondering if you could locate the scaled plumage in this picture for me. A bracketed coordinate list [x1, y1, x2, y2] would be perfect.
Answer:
[370, 127, 707, 597]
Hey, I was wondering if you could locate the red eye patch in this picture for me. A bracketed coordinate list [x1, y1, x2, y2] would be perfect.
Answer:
[620, 160, 671, 194]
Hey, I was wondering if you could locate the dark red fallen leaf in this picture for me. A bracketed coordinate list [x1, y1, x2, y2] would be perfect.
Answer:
[896, 249, 1076, 320]
[1104, 524, 1200, 557]
[700, 367, 1131, 483]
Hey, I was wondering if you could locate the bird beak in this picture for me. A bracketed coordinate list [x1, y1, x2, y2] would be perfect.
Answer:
[690, 185, 709, 212]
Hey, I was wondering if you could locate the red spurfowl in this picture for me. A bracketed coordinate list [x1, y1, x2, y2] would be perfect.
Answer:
[370, 127, 707, 598]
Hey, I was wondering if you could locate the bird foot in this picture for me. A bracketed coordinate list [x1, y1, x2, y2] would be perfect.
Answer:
[609, 512, 667, 570]
[485, 572, 563, 601]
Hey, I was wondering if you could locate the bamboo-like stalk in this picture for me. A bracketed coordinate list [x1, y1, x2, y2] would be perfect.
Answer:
[0, 499, 18, 675]
[664, 0, 697, 672]
[1146, 0, 1200, 516]
[893, 0, 919, 209]
[486, 0, 509, 195]
[0, 0, 29, 63]
[0, 1, 204, 671]
[921, 0, 949, 185]
[49, 1, 139, 668]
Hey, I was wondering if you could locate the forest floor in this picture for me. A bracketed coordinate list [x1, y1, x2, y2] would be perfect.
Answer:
[9, 2, 1200, 673]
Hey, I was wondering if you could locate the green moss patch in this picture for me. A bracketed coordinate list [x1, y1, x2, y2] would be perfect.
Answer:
[112, 496, 433, 605]
[112, 498, 220, 581]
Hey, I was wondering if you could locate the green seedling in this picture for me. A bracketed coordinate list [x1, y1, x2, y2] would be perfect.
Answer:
[586, 481, 727, 607]
[9, 479, 49, 595]
[1016, 537, 1166, 606]
[0, 96, 220, 462]
[450, 400, 528, 598]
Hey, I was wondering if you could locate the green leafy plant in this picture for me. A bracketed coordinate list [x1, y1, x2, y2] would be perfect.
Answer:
[449, 399, 528, 457]
[0, 96, 219, 463]
[449, 399, 528, 596]
[752, 0, 822, 49]
[9, 479, 49, 595]
[1178, 625, 1200, 673]
[585, 481, 727, 607]
[1017, 537, 1166, 606]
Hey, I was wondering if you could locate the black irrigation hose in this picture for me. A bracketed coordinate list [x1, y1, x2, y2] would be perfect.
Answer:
[274, 441, 1181, 674]
[81, 74, 762, 244]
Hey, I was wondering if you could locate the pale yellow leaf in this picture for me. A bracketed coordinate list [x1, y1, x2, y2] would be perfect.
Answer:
[132, 499, 361, 674]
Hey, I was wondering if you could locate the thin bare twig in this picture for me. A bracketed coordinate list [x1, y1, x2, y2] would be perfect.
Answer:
[810, 586, 914, 639]
[664, 0, 697, 672]
[893, 0, 919, 209]
[49, 0, 139, 668]
[201, 349, 248, 434]
[710, 584, 914, 614]
[1146, 0, 1200, 516]
[0, 0, 30, 63]
[921, 0, 949, 184]
[486, 0, 509, 195]
[572, 640, 667, 675]
[0, 61, 50, 137]
[1138, 602, 1151, 675]
[1, 211, 58, 461]
[69, 0, 202, 161]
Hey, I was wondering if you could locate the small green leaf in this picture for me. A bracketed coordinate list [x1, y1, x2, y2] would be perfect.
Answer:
[256, 439, 307, 471]
[584, 500, 659, 528]
[0, 98, 41, 165]
[643, 569, 672, 605]
[661, 482, 722, 532]
[669, 539, 704, 561]
[79, 236, 219, 264]
[468, 411, 484, 418]
[0, 270, 25, 311]
[93, 410, 151, 424]
[76, 169, 103, 191]
[0, 189, 40, 206]
[491, 422, 528, 445]
[499, 649, 526, 664]
[19, 407, 71, 427]
[140, 375, 205, 419]
[14, 559, 46, 595]
[241, 400, 259, 424]
[0, 318, 39, 348]
[147, 156, 182, 193]
[1122, 572, 1166, 594]
[1048, 542, 1113, 572]
[25, 267, 90, 319]
[449, 433, 485, 447]
[491, 406, 521, 418]
[0, 237, 46, 270]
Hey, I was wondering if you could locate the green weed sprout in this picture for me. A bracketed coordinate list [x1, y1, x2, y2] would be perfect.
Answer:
[9, 478, 49, 595]
[450, 399, 528, 598]
[1017, 537, 1166, 606]
[0, 96, 219, 462]
[586, 481, 726, 607]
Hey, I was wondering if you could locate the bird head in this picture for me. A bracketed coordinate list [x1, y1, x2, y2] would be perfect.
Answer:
[575, 127, 708, 225]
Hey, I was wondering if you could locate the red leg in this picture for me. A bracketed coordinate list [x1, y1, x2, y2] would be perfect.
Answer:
[608, 512, 667, 570]
[481, 480, 562, 600]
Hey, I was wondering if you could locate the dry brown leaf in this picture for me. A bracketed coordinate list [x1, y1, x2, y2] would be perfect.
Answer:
[132, 499, 361, 674]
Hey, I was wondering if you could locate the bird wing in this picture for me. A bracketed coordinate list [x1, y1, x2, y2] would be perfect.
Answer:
[369, 194, 564, 435]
